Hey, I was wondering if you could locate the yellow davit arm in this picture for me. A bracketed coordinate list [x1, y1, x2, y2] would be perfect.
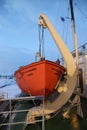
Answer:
[38, 14, 77, 112]
[26, 14, 78, 124]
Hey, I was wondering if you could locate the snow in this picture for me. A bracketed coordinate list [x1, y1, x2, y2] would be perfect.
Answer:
[0, 77, 21, 98]
[0, 78, 15, 88]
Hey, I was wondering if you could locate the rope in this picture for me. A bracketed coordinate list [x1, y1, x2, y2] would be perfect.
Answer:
[64, 1, 70, 44]
[74, 2, 87, 19]
[42, 27, 45, 58]
[38, 25, 45, 59]
[38, 25, 41, 57]
[61, 0, 70, 45]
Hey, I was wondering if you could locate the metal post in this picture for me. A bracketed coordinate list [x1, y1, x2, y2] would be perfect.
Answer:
[9, 99, 11, 130]
[42, 97, 45, 130]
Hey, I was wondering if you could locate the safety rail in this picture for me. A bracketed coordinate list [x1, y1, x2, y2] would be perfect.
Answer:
[0, 96, 45, 130]
[0, 92, 8, 99]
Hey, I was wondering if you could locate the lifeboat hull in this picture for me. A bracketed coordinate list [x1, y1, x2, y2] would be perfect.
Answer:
[14, 60, 65, 99]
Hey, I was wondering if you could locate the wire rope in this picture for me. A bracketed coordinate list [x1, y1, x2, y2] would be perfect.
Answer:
[38, 25, 45, 59]
[74, 2, 87, 19]
[38, 25, 41, 57]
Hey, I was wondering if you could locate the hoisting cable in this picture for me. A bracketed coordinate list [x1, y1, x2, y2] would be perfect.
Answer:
[38, 25, 45, 60]
[41, 27, 45, 59]
[38, 24, 41, 57]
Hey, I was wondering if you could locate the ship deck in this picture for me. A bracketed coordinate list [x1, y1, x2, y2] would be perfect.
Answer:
[0, 96, 87, 130]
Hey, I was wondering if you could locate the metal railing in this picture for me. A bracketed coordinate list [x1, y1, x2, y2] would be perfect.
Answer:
[0, 96, 45, 130]
[0, 92, 8, 99]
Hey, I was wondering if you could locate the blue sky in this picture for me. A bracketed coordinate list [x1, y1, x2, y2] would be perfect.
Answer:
[0, 0, 87, 75]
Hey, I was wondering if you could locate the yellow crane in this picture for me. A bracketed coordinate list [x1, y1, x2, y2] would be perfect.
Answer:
[26, 14, 82, 124]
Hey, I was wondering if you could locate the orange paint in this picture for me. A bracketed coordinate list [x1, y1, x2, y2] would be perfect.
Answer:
[14, 60, 65, 99]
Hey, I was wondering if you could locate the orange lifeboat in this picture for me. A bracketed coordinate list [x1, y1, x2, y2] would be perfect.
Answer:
[14, 60, 65, 99]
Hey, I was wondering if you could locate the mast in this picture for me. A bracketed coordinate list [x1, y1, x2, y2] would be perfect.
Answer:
[70, 0, 78, 66]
